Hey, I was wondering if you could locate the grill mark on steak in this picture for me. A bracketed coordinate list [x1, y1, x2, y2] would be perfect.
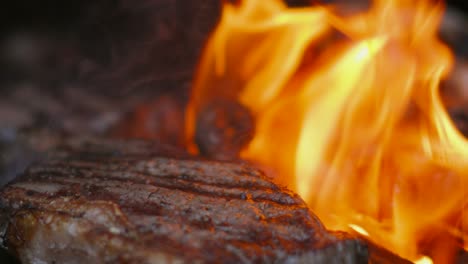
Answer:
[36, 157, 277, 189]
[25, 168, 299, 207]
[5, 176, 316, 234]
[0, 139, 368, 263]
[2, 188, 333, 260]
[29, 162, 280, 194]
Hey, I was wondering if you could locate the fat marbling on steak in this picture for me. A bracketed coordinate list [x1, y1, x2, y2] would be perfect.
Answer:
[0, 138, 368, 263]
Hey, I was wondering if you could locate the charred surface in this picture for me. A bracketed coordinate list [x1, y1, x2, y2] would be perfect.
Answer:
[195, 100, 255, 161]
[0, 139, 368, 264]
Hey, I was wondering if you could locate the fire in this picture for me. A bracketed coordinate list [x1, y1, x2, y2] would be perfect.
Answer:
[186, 0, 467, 262]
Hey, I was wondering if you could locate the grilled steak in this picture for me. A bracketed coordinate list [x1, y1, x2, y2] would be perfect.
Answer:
[0, 138, 368, 264]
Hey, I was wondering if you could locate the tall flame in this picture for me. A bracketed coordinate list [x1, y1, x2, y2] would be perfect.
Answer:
[186, 0, 467, 261]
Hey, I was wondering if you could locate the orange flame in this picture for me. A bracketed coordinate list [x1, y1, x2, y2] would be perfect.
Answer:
[186, 0, 467, 261]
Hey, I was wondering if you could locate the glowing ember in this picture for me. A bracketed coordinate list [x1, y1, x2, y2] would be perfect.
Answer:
[415, 256, 434, 264]
[186, 0, 467, 262]
[349, 223, 370, 237]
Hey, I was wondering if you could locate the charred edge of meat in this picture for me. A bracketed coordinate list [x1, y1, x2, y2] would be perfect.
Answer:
[366, 239, 412, 264]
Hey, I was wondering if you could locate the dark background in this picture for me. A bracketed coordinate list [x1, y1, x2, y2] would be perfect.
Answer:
[0, 0, 466, 31]
[449, 0, 468, 12]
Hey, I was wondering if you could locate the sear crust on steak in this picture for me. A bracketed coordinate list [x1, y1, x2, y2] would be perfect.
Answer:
[0, 138, 368, 264]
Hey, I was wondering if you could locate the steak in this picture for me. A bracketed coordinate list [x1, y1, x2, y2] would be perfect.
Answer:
[0, 138, 368, 264]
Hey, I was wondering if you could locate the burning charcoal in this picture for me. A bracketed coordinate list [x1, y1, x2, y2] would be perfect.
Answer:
[0, 138, 368, 264]
[195, 99, 255, 161]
